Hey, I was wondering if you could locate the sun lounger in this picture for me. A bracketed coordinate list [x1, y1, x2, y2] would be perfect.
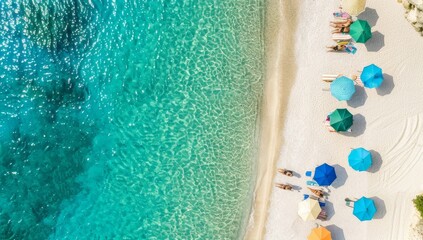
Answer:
[332, 33, 352, 41]
[317, 210, 327, 221]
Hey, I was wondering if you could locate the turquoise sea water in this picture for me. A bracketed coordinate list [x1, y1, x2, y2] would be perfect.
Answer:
[0, 1, 264, 239]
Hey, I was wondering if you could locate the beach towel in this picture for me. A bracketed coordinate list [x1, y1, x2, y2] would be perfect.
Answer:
[333, 11, 351, 19]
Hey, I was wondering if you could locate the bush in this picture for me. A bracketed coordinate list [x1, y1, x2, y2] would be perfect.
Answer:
[413, 195, 423, 218]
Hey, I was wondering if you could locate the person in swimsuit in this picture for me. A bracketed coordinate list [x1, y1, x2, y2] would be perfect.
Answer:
[330, 18, 353, 28]
[332, 26, 350, 34]
[326, 44, 346, 52]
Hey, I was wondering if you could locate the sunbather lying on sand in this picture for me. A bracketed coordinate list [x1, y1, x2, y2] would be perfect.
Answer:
[326, 45, 346, 52]
[330, 18, 353, 28]
[275, 183, 293, 190]
[277, 168, 293, 176]
[332, 26, 350, 34]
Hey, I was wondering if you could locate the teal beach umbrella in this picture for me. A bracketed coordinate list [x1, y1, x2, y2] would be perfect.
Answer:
[330, 76, 356, 101]
[360, 64, 383, 88]
[348, 147, 372, 171]
[350, 19, 372, 43]
[329, 109, 353, 132]
[353, 197, 377, 221]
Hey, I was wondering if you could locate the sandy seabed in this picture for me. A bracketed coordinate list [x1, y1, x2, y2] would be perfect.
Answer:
[246, 0, 423, 239]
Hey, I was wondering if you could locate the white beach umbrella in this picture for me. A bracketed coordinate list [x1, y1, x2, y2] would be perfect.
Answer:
[298, 198, 321, 221]
[342, 0, 366, 16]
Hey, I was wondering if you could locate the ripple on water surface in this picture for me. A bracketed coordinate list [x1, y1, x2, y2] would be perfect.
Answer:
[0, 1, 264, 239]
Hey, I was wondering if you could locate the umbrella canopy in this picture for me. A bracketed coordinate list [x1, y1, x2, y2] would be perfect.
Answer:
[330, 76, 356, 101]
[360, 64, 384, 88]
[313, 163, 337, 186]
[348, 147, 372, 171]
[342, 0, 367, 16]
[350, 19, 372, 43]
[353, 197, 377, 221]
[308, 226, 332, 240]
[329, 109, 353, 132]
[298, 198, 322, 221]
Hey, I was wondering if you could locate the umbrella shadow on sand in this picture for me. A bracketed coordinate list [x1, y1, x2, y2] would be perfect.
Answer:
[365, 31, 385, 52]
[377, 73, 394, 96]
[340, 114, 366, 137]
[326, 224, 346, 240]
[358, 7, 379, 27]
[371, 196, 387, 219]
[324, 200, 335, 220]
[331, 164, 348, 189]
[347, 86, 368, 108]
[368, 150, 383, 173]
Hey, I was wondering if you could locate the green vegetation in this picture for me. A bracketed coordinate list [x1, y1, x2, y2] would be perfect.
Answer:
[413, 195, 423, 218]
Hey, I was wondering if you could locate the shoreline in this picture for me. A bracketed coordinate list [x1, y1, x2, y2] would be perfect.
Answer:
[244, 1, 300, 239]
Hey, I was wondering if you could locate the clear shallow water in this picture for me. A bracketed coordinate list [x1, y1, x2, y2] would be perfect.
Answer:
[0, 1, 264, 239]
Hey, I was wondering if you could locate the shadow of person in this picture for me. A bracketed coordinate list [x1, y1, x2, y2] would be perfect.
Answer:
[331, 164, 348, 189]
[377, 73, 395, 96]
[341, 114, 366, 137]
[372, 196, 387, 219]
[326, 224, 346, 240]
[365, 31, 385, 52]
[347, 86, 368, 108]
[368, 150, 383, 173]
[358, 7, 379, 27]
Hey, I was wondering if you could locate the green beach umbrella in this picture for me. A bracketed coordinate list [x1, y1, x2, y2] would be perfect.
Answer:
[350, 19, 372, 43]
[329, 109, 353, 132]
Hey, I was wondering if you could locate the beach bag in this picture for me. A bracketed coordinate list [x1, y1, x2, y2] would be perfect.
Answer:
[345, 44, 357, 54]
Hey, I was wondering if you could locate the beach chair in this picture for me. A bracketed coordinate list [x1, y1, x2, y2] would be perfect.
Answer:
[317, 209, 327, 221]
[332, 33, 352, 41]
[305, 171, 312, 177]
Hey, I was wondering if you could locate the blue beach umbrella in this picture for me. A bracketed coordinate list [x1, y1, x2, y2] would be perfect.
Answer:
[313, 163, 337, 186]
[360, 64, 383, 88]
[353, 197, 377, 221]
[330, 76, 356, 101]
[348, 147, 372, 171]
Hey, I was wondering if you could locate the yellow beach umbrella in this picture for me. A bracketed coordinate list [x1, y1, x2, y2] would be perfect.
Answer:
[308, 226, 332, 240]
[342, 0, 366, 16]
[298, 198, 321, 221]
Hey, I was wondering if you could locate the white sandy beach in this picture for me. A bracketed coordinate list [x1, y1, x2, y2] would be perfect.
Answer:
[247, 0, 423, 239]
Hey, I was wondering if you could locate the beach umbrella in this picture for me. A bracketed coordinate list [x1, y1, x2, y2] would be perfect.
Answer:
[330, 76, 356, 101]
[353, 197, 377, 221]
[360, 64, 384, 88]
[298, 198, 322, 221]
[313, 163, 337, 186]
[329, 109, 353, 132]
[348, 147, 372, 171]
[342, 0, 367, 16]
[308, 226, 332, 240]
[350, 19, 372, 43]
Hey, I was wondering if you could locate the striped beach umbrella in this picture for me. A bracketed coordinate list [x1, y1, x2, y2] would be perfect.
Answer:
[330, 76, 356, 101]
[298, 198, 322, 221]
[308, 226, 332, 240]
[350, 19, 372, 43]
[313, 163, 337, 186]
[329, 109, 353, 132]
[353, 197, 377, 221]
[361, 64, 383, 88]
[348, 147, 372, 171]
